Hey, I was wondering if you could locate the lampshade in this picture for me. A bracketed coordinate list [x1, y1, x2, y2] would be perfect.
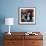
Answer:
[5, 18, 14, 25]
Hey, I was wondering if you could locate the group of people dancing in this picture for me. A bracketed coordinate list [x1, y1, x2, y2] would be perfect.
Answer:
[21, 10, 33, 22]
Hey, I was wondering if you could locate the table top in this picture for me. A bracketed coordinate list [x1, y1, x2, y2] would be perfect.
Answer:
[4, 32, 43, 40]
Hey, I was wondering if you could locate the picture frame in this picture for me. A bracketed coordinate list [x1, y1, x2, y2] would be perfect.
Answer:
[18, 7, 36, 24]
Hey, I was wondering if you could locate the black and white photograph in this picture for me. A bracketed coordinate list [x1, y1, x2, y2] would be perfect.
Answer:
[19, 7, 36, 24]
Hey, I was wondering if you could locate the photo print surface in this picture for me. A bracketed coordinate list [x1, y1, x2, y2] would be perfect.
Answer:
[19, 7, 36, 24]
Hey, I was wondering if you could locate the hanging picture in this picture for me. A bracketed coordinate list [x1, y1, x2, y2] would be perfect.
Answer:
[18, 7, 36, 24]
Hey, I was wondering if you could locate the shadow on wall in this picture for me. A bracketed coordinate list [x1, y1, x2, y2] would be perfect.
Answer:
[0, 16, 5, 46]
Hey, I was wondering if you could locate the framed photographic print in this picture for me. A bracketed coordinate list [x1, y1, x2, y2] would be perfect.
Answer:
[18, 7, 36, 24]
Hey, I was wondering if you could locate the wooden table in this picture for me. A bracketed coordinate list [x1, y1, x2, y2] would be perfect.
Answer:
[4, 32, 43, 46]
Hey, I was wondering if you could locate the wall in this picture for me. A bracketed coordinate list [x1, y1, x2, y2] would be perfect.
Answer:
[0, 0, 46, 32]
[0, 0, 46, 46]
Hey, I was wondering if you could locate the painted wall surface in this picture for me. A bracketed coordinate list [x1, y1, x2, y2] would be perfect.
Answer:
[0, 0, 46, 32]
[0, 0, 46, 46]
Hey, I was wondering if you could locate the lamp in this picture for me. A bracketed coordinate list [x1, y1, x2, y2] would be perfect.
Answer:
[5, 18, 14, 35]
